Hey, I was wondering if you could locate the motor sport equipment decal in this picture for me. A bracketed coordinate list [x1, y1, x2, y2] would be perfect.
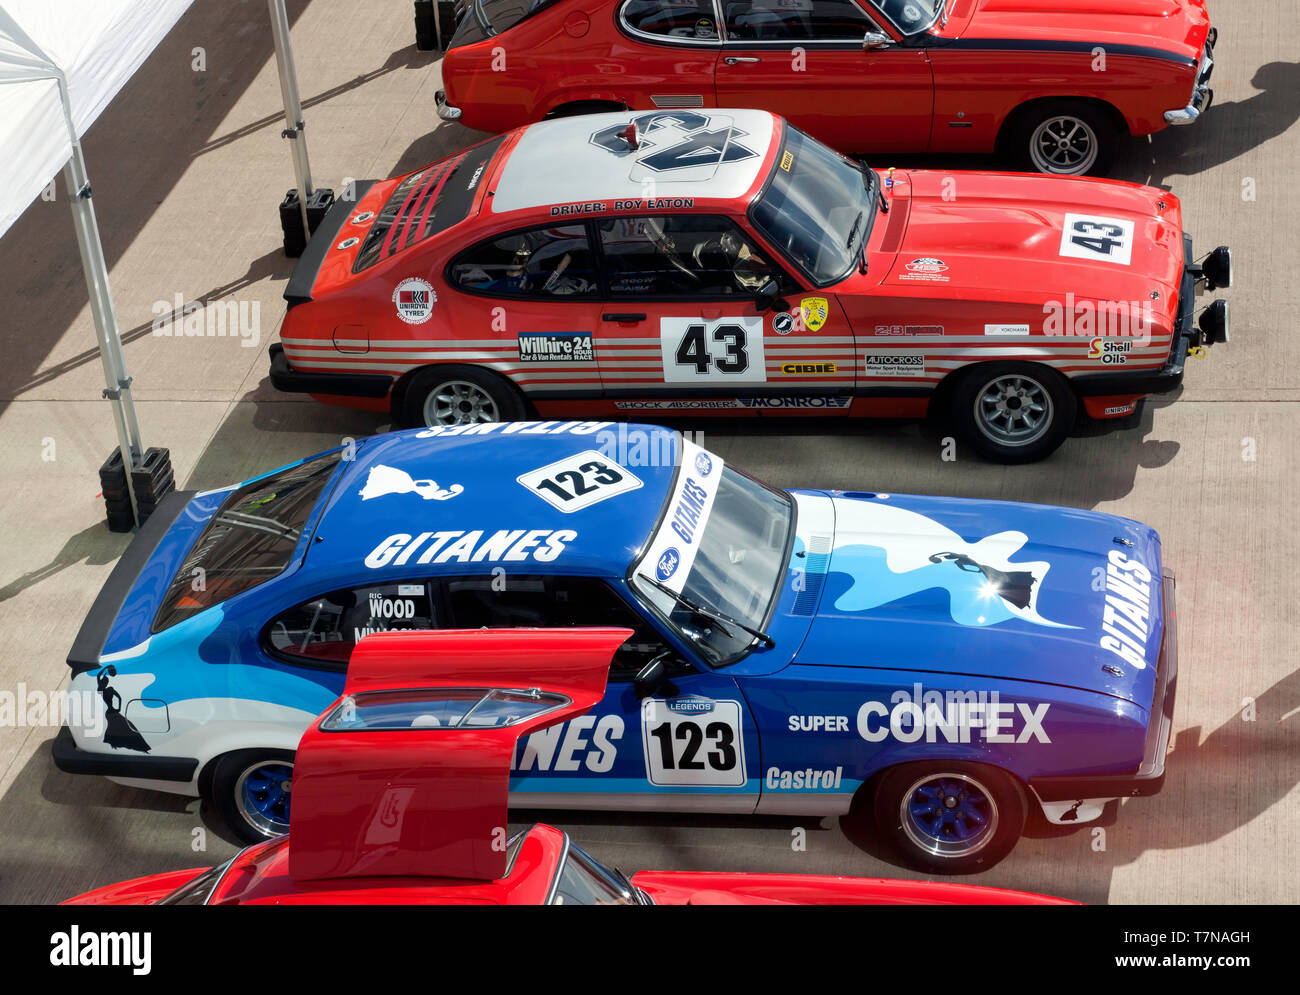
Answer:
[861, 352, 926, 377]
[517, 451, 643, 512]
[1059, 213, 1135, 266]
[637, 439, 722, 595]
[392, 277, 436, 324]
[363, 529, 577, 569]
[660, 316, 766, 383]
[517, 332, 595, 362]
[1098, 550, 1155, 670]
[821, 499, 1075, 629]
[642, 696, 746, 787]
[359, 465, 464, 502]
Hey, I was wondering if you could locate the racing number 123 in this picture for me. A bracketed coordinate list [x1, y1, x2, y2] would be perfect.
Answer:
[648, 719, 737, 772]
[534, 460, 623, 504]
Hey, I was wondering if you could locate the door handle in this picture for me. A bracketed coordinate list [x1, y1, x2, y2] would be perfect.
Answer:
[603, 312, 646, 322]
[723, 56, 761, 65]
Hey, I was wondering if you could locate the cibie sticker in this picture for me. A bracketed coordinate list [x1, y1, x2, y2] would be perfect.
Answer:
[517, 450, 643, 513]
[1059, 214, 1135, 266]
[393, 277, 436, 324]
[636, 438, 723, 595]
[641, 696, 746, 787]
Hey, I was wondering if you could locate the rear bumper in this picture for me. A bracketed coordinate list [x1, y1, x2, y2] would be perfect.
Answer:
[51, 726, 198, 783]
[1030, 569, 1178, 803]
[268, 342, 393, 399]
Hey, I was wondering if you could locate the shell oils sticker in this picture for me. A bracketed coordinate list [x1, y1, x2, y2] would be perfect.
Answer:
[800, 297, 829, 331]
[1088, 337, 1134, 364]
[393, 277, 436, 324]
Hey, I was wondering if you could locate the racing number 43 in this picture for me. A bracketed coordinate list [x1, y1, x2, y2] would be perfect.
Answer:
[1058, 213, 1135, 266]
[660, 316, 767, 384]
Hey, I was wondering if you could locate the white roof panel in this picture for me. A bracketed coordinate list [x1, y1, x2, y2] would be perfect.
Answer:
[491, 109, 776, 215]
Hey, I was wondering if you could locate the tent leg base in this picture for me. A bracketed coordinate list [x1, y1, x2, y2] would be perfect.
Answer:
[100, 446, 176, 531]
[279, 187, 336, 257]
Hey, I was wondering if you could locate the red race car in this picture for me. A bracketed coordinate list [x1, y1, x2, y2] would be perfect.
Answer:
[64, 628, 1073, 906]
[435, 0, 1216, 176]
[270, 108, 1230, 462]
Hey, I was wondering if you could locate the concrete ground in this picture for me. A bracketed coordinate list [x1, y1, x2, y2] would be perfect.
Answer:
[0, 0, 1295, 904]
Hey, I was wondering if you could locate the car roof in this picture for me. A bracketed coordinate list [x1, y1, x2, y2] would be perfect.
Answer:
[489, 109, 778, 216]
[308, 422, 681, 583]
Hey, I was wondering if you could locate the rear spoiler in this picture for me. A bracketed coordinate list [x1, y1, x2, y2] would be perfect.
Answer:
[288, 627, 629, 884]
[67, 490, 197, 676]
[283, 180, 378, 307]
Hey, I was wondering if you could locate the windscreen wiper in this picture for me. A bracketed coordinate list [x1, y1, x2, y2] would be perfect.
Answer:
[638, 574, 775, 649]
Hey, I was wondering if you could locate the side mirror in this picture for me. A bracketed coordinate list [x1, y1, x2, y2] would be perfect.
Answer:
[863, 31, 891, 50]
[754, 277, 789, 314]
[634, 655, 679, 700]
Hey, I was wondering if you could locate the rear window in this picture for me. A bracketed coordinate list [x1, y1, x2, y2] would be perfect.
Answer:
[153, 452, 342, 632]
[447, 0, 564, 47]
[352, 136, 506, 272]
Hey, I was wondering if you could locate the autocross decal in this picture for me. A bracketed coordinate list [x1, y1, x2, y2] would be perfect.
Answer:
[589, 111, 758, 172]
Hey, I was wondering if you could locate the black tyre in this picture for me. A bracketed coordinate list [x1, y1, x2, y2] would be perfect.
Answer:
[1006, 100, 1116, 176]
[397, 366, 526, 429]
[951, 362, 1075, 464]
[210, 749, 296, 844]
[873, 761, 1027, 874]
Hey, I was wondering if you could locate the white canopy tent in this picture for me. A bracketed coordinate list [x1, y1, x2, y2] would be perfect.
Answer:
[0, 0, 316, 522]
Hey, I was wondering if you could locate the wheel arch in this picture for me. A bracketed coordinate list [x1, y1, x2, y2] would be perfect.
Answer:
[390, 362, 533, 423]
[996, 95, 1131, 157]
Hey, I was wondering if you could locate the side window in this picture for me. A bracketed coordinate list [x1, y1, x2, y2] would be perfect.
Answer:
[266, 581, 437, 668]
[597, 215, 798, 297]
[443, 575, 688, 680]
[448, 224, 598, 298]
[724, 0, 871, 42]
[622, 0, 720, 40]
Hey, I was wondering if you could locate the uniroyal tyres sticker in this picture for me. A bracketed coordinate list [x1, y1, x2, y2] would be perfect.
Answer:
[637, 439, 723, 596]
[393, 277, 436, 324]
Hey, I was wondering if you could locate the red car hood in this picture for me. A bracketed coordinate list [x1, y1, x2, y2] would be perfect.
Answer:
[957, 0, 1210, 61]
[878, 169, 1184, 324]
[632, 871, 1075, 905]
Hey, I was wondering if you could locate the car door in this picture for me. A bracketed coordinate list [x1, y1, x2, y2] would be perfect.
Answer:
[443, 222, 607, 401]
[440, 573, 763, 814]
[714, 0, 934, 154]
[593, 212, 853, 409]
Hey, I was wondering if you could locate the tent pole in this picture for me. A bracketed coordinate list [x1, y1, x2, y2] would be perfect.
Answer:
[63, 150, 143, 523]
[268, 0, 313, 236]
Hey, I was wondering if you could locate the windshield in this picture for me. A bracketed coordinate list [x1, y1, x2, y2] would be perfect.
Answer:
[153, 451, 342, 632]
[447, 0, 564, 47]
[750, 126, 877, 286]
[867, 0, 941, 35]
[550, 844, 644, 905]
[632, 442, 793, 667]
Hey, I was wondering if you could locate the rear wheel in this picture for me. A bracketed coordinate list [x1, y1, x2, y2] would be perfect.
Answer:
[951, 362, 1075, 463]
[873, 761, 1027, 873]
[397, 366, 526, 429]
[1006, 100, 1116, 176]
[211, 749, 295, 844]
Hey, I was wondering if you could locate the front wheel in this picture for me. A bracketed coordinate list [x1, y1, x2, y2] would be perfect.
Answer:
[397, 366, 526, 429]
[1007, 100, 1116, 176]
[951, 363, 1075, 463]
[210, 749, 296, 844]
[873, 761, 1027, 874]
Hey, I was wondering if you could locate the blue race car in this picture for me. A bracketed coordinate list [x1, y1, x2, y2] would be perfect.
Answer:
[54, 422, 1176, 871]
